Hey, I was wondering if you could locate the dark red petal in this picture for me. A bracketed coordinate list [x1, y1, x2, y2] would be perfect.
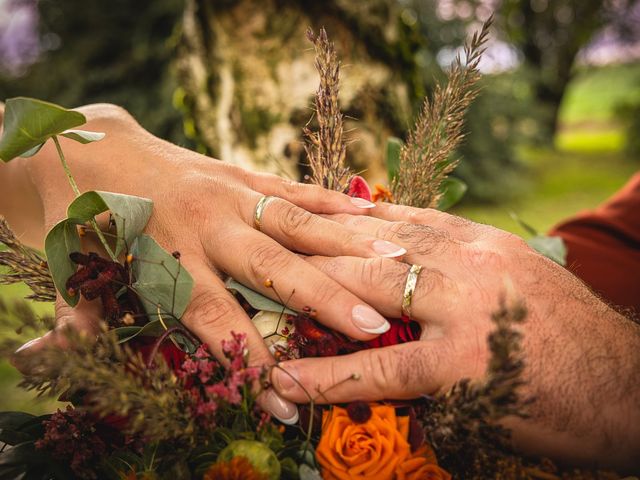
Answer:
[347, 175, 372, 201]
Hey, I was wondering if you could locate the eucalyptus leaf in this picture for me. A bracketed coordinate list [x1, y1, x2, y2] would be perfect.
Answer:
[60, 129, 105, 144]
[438, 177, 468, 211]
[19, 143, 44, 158]
[67, 191, 153, 256]
[225, 278, 295, 315]
[0, 413, 36, 432]
[0, 442, 36, 467]
[528, 235, 567, 266]
[131, 234, 193, 319]
[44, 219, 82, 306]
[299, 464, 323, 480]
[385, 136, 403, 183]
[0, 430, 32, 446]
[0, 97, 85, 162]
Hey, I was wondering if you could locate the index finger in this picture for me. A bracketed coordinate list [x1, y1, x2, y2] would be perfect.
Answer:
[179, 256, 299, 425]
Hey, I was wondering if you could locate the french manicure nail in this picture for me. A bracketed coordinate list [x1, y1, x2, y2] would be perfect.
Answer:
[263, 389, 299, 425]
[14, 336, 43, 354]
[350, 197, 376, 209]
[352, 305, 390, 334]
[372, 239, 407, 258]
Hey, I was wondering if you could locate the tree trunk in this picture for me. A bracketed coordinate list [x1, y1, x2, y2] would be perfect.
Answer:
[176, 0, 424, 181]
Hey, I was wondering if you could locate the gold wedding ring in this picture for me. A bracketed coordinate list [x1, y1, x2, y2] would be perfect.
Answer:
[401, 264, 423, 318]
[253, 195, 276, 231]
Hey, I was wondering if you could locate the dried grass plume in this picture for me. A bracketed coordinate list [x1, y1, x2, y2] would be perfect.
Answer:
[304, 27, 350, 192]
[392, 18, 492, 208]
[0, 216, 56, 302]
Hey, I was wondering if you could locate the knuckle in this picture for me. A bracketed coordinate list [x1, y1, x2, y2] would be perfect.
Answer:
[500, 231, 529, 250]
[312, 280, 345, 307]
[365, 349, 399, 393]
[185, 289, 237, 331]
[378, 222, 451, 256]
[358, 258, 386, 287]
[463, 244, 504, 271]
[415, 267, 449, 300]
[245, 243, 289, 282]
[407, 208, 438, 224]
[276, 202, 315, 236]
[280, 179, 304, 197]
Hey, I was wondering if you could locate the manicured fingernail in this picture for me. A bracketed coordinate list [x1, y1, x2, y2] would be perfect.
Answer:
[263, 389, 299, 425]
[352, 305, 390, 334]
[273, 364, 299, 393]
[372, 239, 407, 258]
[14, 336, 43, 354]
[350, 197, 376, 209]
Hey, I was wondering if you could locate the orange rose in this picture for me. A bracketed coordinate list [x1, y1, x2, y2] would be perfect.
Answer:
[395, 445, 451, 480]
[316, 404, 411, 480]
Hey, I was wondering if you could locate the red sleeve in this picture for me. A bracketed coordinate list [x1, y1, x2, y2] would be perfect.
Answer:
[549, 173, 640, 315]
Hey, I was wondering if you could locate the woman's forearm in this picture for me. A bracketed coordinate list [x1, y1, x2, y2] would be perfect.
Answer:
[0, 155, 46, 249]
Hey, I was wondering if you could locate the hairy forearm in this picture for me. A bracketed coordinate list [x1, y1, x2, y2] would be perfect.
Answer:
[510, 271, 640, 471]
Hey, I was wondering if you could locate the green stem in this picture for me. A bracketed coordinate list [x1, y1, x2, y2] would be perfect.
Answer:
[52, 135, 117, 261]
[52, 135, 80, 196]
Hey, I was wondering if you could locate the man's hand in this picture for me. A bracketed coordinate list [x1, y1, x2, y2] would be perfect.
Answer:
[271, 203, 640, 469]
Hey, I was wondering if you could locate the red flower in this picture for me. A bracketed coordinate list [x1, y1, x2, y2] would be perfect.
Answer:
[131, 336, 187, 371]
[347, 175, 372, 201]
[291, 314, 421, 358]
[364, 317, 421, 348]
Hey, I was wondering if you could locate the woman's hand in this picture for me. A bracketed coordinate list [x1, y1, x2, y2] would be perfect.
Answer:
[7, 104, 405, 423]
[270, 203, 640, 468]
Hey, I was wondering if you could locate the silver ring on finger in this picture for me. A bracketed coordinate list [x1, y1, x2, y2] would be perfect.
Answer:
[253, 195, 277, 231]
[402, 264, 423, 318]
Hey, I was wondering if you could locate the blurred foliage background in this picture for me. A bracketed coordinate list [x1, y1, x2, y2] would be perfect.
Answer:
[0, 0, 638, 412]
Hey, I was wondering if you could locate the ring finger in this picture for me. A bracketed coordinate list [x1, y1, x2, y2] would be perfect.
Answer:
[303, 255, 459, 328]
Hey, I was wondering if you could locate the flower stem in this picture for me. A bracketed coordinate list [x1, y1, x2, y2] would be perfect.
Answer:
[52, 135, 117, 261]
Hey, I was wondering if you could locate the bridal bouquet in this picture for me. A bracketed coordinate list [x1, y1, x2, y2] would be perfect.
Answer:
[0, 22, 617, 480]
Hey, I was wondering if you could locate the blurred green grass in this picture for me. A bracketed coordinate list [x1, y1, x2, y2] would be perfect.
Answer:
[0, 283, 58, 414]
[456, 62, 639, 233]
[0, 62, 638, 413]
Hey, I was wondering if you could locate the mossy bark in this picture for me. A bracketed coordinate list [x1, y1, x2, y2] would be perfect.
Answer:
[176, 0, 424, 181]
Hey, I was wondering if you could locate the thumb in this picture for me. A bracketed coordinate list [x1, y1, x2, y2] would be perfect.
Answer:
[11, 294, 103, 373]
[270, 340, 451, 404]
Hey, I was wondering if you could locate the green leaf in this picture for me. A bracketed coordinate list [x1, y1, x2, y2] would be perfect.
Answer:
[225, 278, 295, 315]
[0, 442, 36, 466]
[67, 191, 153, 256]
[0, 97, 85, 162]
[509, 211, 539, 237]
[528, 235, 567, 266]
[385, 137, 403, 183]
[0, 430, 32, 446]
[19, 143, 44, 158]
[0, 413, 36, 432]
[60, 129, 105, 144]
[44, 219, 82, 306]
[299, 465, 323, 480]
[437, 177, 468, 211]
[114, 317, 181, 343]
[130, 234, 194, 319]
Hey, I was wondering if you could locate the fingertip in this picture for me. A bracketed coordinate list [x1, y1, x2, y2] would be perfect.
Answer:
[260, 388, 299, 424]
[350, 197, 376, 209]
